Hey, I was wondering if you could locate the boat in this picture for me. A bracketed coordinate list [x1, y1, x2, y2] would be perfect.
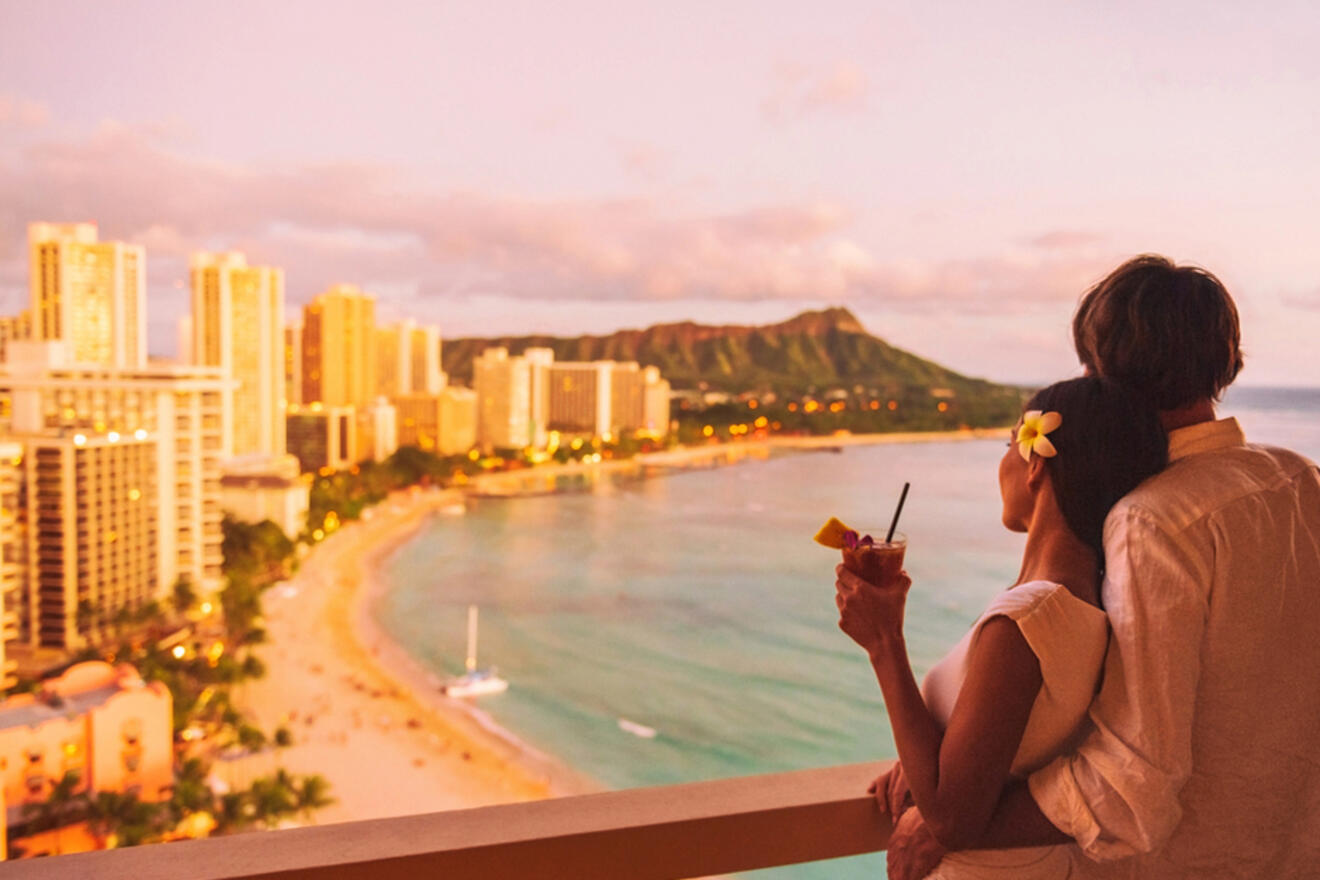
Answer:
[617, 717, 657, 739]
[440, 605, 508, 698]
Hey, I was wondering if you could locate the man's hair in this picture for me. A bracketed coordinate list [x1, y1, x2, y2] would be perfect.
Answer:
[1026, 377, 1168, 568]
[1072, 255, 1244, 410]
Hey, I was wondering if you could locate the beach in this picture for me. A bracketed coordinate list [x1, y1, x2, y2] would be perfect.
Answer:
[229, 487, 596, 827]
[232, 428, 1005, 825]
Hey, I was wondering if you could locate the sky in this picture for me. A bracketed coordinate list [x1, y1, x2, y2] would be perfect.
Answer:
[1, 1, 1317, 386]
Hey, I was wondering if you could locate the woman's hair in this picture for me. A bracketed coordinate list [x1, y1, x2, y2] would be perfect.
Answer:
[1072, 254, 1244, 411]
[1025, 377, 1168, 563]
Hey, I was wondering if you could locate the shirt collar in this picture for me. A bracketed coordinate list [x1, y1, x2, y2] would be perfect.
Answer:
[1167, 417, 1246, 462]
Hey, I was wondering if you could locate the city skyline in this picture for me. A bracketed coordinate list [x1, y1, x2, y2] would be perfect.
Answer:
[2, 2, 1319, 387]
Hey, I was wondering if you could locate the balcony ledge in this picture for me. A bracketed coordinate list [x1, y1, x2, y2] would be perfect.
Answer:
[2, 761, 894, 879]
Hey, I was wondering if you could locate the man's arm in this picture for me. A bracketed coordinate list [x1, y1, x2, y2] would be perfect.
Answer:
[1023, 507, 1207, 859]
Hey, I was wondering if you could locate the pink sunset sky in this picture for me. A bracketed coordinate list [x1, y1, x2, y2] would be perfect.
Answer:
[1, 1, 1317, 386]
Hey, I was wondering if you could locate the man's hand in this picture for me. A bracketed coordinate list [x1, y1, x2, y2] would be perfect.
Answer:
[868, 763, 913, 819]
[887, 807, 946, 880]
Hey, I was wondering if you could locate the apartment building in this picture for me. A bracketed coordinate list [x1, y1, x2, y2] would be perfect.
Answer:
[0, 341, 229, 599]
[190, 252, 286, 458]
[28, 223, 145, 370]
[301, 285, 376, 409]
[21, 432, 157, 650]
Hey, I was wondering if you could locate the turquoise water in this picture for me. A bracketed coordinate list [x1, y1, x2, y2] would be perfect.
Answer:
[376, 387, 1320, 880]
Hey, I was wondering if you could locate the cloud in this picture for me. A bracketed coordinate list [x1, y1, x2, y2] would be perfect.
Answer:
[0, 123, 1110, 322]
[762, 61, 870, 122]
[1026, 230, 1106, 250]
[1281, 289, 1320, 311]
[617, 142, 670, 182]
[0, 94, 49, 129]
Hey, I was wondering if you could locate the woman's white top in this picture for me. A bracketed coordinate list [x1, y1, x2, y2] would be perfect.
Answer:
[917, 580, 1108, 878]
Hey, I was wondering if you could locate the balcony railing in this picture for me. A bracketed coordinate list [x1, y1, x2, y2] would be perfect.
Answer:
[1, 762, 894, 879]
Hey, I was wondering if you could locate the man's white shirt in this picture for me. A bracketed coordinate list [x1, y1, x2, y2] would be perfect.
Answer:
[1029, 417, 1320, 878]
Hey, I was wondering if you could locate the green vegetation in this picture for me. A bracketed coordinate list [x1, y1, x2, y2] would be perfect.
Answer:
[442, 306, 1022, 403]
[7, 765, 335, 857]
[14, 512, 334, 856]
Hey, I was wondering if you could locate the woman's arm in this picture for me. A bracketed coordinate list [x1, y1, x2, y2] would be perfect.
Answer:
[836, 566, 1043, 850]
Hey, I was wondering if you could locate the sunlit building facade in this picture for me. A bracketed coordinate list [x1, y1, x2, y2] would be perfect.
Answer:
[190, 252, 286, 458]
[0, 442, 22, 690]
[546, 361, 614, 438]
[394, 386, 478, 456]
[376, 319, 444, 398]
[474, 347, 536, 451]
[641, 366, 671, 437]
[0, 341, 229, 599]
[20, 433, 157, 650]
[218, 454, 308, 541]
[28, 223, 145, 370]
[0, 312, 32, 364]
[286, 404, 357, 473]
[301, 285, 376, 409]
[0, 661, 173, 842]
[284, 321, 302, 407]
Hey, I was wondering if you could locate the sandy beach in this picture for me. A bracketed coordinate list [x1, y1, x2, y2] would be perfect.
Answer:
[230, 488, 596, 827]
[232, 427, 1003, 825]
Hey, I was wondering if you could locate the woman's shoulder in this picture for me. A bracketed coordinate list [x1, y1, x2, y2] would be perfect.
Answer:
[981, 581, 1102, 624]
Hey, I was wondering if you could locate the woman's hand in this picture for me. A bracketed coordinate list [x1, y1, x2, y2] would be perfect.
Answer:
[868, 762, 914, 820]
[835, 563, 911, 656]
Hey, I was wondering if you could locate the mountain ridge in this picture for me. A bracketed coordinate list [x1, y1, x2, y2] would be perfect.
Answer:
[441, 307, 1012, 399]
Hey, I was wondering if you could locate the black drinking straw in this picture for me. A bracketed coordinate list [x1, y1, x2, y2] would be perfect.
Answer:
[885, 482, 910, 543]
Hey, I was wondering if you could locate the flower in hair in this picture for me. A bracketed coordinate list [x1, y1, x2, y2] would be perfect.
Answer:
[1017, 410, 1061, 462]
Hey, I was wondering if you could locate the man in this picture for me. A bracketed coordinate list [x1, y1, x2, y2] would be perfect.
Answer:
[885, 255, 1320, 879]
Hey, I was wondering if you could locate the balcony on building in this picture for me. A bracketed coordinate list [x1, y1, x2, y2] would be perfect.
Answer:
[1, 762, 893, 876]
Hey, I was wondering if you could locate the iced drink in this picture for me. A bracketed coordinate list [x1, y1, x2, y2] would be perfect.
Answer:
[842, 532, 907, 584]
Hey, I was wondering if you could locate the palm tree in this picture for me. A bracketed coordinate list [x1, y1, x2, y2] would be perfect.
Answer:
[170, 757, 215, 820]
[248, 772, 296, 828]
[20, 770, 83, 855]
[293, 774, 335, 823]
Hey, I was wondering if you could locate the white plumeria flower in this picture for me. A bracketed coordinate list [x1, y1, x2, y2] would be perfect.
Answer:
[1017, 410, 1061, 462]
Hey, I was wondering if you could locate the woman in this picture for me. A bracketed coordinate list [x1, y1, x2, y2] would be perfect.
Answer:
[835, 377, 1167, 878]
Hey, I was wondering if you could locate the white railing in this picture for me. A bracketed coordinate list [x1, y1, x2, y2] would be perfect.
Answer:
[2, 762, 894, 879]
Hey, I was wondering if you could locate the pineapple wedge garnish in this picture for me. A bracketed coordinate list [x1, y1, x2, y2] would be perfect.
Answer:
[813, 516, 855, 549]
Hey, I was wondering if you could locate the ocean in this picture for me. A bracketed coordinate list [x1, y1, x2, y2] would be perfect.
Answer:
[375, 386, 1320, 879]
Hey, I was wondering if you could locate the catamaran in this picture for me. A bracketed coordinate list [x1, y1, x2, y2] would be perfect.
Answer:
[440, 605, 508, 698]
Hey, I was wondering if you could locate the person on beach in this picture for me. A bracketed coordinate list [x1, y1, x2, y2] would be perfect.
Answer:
[873, 255, 1320, 879]
[836, 375, 1168, 878]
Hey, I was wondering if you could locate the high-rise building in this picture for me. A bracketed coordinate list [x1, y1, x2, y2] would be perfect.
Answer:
[0, 311, 32, 364]
[394, 386, 478, 457]
[0, 341, 230, 599]
[286, 404, 357, 473]
[284, 321, 302, 407]
[0, 442, 22, 690]
[473, 348, 536, 451]
[641, 366, 671, 437]
[546, 361, 614, 438]
[190, 252, 286, 458]
[20, 433, 158, 650]
[610, 363, 644, 438]
[28, 223, 146, 369]
[438, 387, 478, 456]
[301, 285, 375, 409]
[376, 319, 445, 397]
[365, 398, 398, 462]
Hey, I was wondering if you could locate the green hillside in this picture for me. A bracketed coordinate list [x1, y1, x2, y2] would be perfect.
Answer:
[442, 307, 1024, 432]
[444, 307, 1011, 396]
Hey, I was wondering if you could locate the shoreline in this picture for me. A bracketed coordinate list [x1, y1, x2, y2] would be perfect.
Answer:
[237, 426, 1004, 824]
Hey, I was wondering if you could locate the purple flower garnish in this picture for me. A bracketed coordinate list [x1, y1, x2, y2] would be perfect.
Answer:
[843, 530, 859, 549]
[859, 534, 875, 546]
